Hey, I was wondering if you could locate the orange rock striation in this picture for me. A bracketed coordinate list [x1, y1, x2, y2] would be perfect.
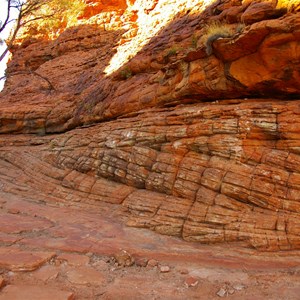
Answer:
[1, 0, 300, 251]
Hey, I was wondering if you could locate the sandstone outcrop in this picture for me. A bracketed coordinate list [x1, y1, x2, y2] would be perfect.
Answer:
[1, 0, 300, 251]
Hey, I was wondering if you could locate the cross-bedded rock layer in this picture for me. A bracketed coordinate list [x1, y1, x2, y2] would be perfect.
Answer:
[1, 98, 300, 250]
[1, 0, 300, 251]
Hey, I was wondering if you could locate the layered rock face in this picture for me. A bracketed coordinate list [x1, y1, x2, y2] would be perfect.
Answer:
[1, 0, 300, 251]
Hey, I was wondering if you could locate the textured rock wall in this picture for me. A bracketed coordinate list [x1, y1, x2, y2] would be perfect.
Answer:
[1, 98, 300, 250]
[1, 0, 300, 133]
[1, 0, 300, 250]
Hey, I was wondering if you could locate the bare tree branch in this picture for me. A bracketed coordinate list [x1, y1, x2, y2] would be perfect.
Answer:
[0, 0, 86, 64]
[21, 13, 56, 26]
[0, 0, 12, 33]
[0, 0, 43, 62]
[9, 69, 56, 91]
[0, 4, 22, 62]
[31, 70, 55, 91]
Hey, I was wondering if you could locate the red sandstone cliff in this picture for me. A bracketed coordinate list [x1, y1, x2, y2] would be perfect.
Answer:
[1, 0, 300, 251]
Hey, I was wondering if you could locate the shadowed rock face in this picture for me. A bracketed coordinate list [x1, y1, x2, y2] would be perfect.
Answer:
[1, 0, 300, 251]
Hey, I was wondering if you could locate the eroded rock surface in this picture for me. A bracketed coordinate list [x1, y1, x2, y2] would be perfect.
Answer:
[1, 5, 300, 297]
[1, 180, 300, 299]
[1, 97, 300, 251]
[1, 0, 300, 133]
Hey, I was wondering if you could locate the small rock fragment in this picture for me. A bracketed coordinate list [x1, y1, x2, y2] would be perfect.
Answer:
[185, 276, 199, 287]
[159, 265, 170, 273]
[217, 288, 227, 297]
[135, 257, 148, 267]
[114, 250, 134, 267]
[147, 259, 158, 267]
